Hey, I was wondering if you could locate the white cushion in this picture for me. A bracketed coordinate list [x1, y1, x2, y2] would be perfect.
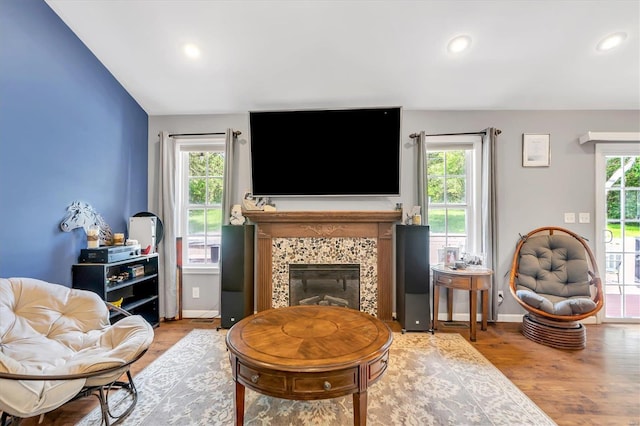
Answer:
[0, 277, 154, 418]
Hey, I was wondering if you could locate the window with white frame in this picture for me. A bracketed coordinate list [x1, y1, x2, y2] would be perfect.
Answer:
[176, 137, 226, 267]
[425, 135, 482, 266]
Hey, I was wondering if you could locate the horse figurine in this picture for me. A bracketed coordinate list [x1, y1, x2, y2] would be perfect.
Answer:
[60, 201, 113, 246]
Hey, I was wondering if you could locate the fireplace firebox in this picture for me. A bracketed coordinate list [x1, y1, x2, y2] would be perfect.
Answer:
[289, 264, 360, 310]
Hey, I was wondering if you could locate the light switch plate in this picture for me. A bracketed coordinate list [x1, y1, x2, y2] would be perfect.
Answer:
[564, 212, 576, 223]
[579, 212, 590, 223]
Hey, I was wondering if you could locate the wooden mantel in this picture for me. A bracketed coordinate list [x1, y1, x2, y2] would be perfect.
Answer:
[243, 210, 402, 321]
[243, 210, 402, 223]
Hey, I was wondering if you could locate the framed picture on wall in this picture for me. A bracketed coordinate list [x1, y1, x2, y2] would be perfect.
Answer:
[522, 133, 550, 167]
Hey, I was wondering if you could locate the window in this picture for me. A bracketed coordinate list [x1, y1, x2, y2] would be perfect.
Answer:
[425, 135, 482, 266]
[176, 137, 226, 267]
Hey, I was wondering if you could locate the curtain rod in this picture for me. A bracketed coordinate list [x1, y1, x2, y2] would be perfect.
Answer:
[168, 131, 242, 137]
[409, 131, 491, 139]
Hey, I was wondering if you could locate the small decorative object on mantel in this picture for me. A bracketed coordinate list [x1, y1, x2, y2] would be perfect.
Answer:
[241, 191, 263, 211]
[241, 190, 275, 212]
[60, 200, 113, 246]
[229, 204, 246, 225]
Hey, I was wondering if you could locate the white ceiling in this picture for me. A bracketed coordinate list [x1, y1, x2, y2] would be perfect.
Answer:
[45, 0, 640, 115]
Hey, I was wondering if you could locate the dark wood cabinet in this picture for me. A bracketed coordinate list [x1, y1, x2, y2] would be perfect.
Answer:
[72, 253, 160, 327]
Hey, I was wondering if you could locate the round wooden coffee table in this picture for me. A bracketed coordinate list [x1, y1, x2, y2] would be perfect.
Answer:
[225, 305, 393, 425]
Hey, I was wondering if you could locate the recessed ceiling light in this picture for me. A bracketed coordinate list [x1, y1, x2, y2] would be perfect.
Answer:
[183, 43, 201, 59]
[596, 32, 627, 52]
[447, 35, 472, 54]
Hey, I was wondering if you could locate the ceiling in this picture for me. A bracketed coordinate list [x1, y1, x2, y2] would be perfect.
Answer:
[45, 0, 640, 115]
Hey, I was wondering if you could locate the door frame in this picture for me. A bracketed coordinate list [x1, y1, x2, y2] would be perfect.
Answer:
[595, 142, 640, 323]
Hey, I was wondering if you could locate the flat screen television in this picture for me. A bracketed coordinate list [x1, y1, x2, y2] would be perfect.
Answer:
[249, 106, 401, 197]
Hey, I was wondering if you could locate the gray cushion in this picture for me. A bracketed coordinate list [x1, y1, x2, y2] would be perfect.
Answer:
[516, 234, 591, 298]
[516, 289, 555, 314]
[516, 289, 596, 315]
[554, 298, 597, 315]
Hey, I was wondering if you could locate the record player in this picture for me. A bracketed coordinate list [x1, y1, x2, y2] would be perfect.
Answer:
[78, 244, 141, 263]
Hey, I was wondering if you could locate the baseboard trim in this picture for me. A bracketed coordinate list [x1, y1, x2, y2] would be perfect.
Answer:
[496, 314, 526, 323]
[436, 313, 597, 324]
[391, 312, 526, 324]
[183, 310, 596, 324]
[182, 309, 219, 319]
[440, 313, 525, 323]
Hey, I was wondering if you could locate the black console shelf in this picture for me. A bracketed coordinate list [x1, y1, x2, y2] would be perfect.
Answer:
[106, 273, 159, 291]
[72, 253, 160, 327]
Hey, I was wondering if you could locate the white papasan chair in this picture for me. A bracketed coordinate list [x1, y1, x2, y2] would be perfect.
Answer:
[0, 277, 154, 425]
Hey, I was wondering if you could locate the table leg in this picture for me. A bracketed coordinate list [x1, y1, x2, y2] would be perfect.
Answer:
[433, 284, 440, 330]
[481, 289, 488, 331]
[234, 381, 245, 426]
[353, 390, 367, 426]
[446, 288, 454, 322]
[469, 290, 477, 342]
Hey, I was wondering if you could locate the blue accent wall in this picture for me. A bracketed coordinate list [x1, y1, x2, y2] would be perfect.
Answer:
[0, 0, 149, 285]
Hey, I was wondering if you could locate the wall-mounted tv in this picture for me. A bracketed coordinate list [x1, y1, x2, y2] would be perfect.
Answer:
[249, 106, 401, 197]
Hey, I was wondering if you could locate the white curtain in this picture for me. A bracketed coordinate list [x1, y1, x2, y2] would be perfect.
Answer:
[222, 129, 237, 226]
[158, 131, 178, 320]
[481, 127, 500, 321]
[415, 131, 427, 223]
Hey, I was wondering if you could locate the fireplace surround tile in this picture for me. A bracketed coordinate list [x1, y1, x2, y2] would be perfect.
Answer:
[272, 237, 377, 315]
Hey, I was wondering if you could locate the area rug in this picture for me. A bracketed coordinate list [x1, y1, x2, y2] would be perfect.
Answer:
[78, 329, 556, 426]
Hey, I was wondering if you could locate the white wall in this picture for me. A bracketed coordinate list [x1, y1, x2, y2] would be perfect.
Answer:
[149, 109, 640, 320]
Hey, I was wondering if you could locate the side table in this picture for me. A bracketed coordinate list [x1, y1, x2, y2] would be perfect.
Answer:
[431, 264, 493, 341]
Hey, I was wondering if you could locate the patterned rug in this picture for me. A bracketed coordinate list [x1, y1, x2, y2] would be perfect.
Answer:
[78, 329, 556, 425]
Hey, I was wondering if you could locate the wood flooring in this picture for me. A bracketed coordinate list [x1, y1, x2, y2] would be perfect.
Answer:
[11, 319, 640, 426]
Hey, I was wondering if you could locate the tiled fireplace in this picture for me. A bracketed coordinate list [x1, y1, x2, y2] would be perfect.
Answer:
[289, 263, 360, 309]
[243, 210, 401, 321]
[275, 239, 375, 313]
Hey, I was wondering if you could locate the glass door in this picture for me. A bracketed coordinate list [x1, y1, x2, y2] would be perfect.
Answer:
[595, 143, 640, 322]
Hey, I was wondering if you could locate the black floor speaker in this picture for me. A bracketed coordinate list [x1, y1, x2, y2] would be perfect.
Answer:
[220, 224, 254, 329]
[396, 224, 430, 332]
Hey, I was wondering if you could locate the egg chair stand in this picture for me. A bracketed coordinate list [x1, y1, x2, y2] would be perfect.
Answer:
[521, 312, 586, 349]
[0, 358, 143, 426]
[509, 226, 603, 350]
